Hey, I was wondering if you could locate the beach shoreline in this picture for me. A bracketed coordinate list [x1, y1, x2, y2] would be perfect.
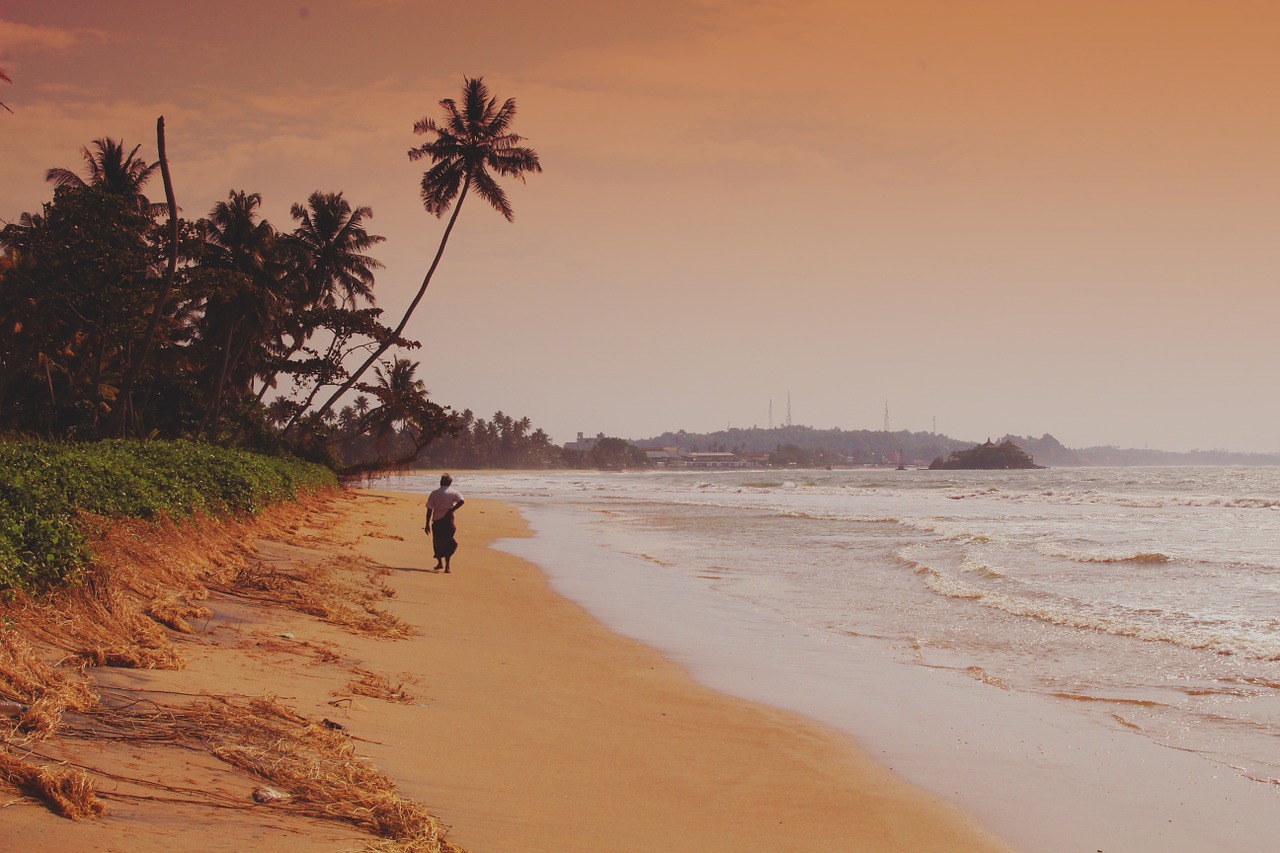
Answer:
[2, 487, 1015, 852]
[391, 469, 1280, 853]
[355, 489, 1016, 852]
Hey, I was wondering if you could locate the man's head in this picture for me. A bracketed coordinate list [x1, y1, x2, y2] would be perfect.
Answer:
[440, 473, 452, 487]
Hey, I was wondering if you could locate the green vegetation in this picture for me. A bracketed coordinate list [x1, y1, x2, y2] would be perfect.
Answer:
[0, 440, 334, 593]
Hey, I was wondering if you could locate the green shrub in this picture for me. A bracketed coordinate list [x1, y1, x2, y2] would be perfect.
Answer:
[0, 439, 336, 593]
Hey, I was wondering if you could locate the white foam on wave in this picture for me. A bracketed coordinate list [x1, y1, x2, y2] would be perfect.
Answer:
[916, 565, 1280, 660]
[1035, 542, 1176, 565]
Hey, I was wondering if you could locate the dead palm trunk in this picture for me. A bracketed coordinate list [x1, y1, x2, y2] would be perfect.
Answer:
[114, 115, 179, 437]
[286, 180, 470, 437]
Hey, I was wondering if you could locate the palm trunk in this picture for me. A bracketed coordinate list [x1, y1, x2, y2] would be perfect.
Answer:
[287, 180, 471, 438]
[204, 318, 240, 440]
[114, 115, 180, 437]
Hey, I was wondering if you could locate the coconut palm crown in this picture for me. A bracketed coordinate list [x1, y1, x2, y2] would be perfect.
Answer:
[46, 137, 164, 215]
[289, 191, 385, 309]
[408, 76, 542, 221]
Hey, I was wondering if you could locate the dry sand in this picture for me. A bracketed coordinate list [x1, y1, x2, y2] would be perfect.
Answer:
[1, 489, 1016, 852]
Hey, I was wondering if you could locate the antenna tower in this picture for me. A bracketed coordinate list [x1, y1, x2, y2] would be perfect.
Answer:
[787, 392, 792, 427]
[883, 400, 890, 433]
[769, 399, 773, 430]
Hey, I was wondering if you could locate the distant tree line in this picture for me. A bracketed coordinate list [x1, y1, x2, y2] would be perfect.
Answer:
[334, 414, 650, 472]
[343, 409, 559, 470]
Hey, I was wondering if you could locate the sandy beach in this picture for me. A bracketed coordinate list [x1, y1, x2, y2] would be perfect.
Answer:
[1, 489, 1014, 852]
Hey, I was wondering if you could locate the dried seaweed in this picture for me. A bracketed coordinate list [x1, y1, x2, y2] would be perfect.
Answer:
[0, 751, 105, 819]
[0, 491, 463, 851]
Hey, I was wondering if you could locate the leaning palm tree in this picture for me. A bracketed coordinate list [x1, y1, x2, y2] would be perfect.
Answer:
[46, 137, 163, 215]
[296, 76, 541, 434]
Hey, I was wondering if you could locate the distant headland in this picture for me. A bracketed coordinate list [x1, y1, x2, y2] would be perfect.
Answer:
[928, 439, 1044, 470]
[627, 426, 1280, 469]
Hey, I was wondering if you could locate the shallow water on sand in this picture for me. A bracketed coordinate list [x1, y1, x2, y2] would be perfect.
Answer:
[391, 467, 1280, 852]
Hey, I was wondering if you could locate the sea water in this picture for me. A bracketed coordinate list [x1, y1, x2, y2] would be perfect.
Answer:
[389, 467, 1280, 851]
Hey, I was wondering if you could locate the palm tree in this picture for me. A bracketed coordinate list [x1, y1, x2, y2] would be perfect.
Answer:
[46, 138, 164, 215]
[257, 191, 385, 404]
[198, 191, 291, 437]
[289, 191, 385, 309]
[363, 357, 429, 458]
[298, 76, 541, 432]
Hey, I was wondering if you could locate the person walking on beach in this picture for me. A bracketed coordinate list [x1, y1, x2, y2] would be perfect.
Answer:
[425, 473, 465, 572]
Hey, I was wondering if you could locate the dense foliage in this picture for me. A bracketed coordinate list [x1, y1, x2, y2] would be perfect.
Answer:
[0, 154, 409, 461]
[0, 439, 335, 593]
[1, 78, 541, 475]
[335, 409, 635, 471]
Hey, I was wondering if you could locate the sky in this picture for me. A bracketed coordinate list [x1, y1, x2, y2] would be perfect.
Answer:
[2, 0, 1279, 452]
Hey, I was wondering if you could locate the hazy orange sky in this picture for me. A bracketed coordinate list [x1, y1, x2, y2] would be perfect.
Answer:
[3, 1, 1279, 452]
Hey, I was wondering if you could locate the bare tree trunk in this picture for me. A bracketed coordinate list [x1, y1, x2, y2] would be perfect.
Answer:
[115, 115, 180, 437]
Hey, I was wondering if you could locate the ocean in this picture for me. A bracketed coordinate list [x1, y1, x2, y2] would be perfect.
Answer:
[389, 467, 1280, 852]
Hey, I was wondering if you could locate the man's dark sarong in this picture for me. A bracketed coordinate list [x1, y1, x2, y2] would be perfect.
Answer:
[431, 516, 458, 559]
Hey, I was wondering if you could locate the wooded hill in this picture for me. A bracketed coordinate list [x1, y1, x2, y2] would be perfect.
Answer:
[636, 427, 1280, 468]
[638, 426, 969, 467]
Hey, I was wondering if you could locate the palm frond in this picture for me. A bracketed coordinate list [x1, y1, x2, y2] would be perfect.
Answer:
[419, 160, 464, 216]
[45, 166, 88, 189]
[470, 168, 513, 221]
[484, 98, 518, 137]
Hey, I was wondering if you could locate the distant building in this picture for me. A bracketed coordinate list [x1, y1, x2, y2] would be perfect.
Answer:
[682, 451, 748, 469]
[645, 448, 681, 467]
[569, 434, 754, 468]
[564, 431, 605, 452]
